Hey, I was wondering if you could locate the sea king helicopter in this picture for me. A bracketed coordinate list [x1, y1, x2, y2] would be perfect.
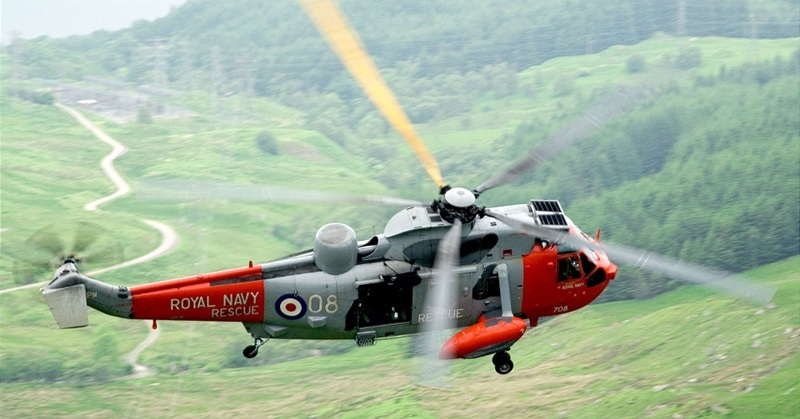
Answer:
[41, 0, 774, 375]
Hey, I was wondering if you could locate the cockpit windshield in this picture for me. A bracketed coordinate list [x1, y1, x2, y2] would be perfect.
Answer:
[557, 249, 598, 281]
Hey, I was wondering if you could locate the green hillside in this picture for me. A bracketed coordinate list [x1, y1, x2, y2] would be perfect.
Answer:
[2, 256, 796, 417]
[2, 34, 798, 383]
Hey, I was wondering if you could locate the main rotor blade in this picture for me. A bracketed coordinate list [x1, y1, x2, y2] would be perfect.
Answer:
[135, 179, 426, 207]
[485, 211, 776, 305]
[300, 0, 445, 188]
[416, 220, 462, 388]
[474, 89, 641, 195]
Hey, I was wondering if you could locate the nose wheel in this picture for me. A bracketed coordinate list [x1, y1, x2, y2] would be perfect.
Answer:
[492, 350, 514, 374]
[243, 337, 269, 359]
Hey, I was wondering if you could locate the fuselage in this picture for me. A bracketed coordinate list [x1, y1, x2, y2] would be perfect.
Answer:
[50, 200, 616, 343]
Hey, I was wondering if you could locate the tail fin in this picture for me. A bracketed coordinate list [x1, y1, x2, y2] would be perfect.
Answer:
[42, 283, 89, 328]
[41, 259, 132, 328]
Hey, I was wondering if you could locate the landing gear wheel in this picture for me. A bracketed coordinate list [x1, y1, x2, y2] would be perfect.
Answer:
[494, 360, 514, 374]
[243, 345, 259, 359]
[492, 351, 514, 375]
[242, 337, 269, 359]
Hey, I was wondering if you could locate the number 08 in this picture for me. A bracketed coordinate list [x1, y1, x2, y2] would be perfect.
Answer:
[309, 294, 338, 314]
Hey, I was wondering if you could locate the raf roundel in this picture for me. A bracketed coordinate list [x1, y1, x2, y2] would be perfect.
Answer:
[275, 294, 307, 320]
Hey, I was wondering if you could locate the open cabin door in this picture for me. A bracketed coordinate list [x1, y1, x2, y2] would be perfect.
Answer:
[345, 272, 420, 331]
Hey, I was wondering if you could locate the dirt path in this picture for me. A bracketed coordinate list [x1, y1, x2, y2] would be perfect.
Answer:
[55, 103, 131, 212]
[1, 104, 177, 379]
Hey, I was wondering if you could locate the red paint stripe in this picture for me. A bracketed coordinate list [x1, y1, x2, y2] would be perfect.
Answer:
[132, 280, 265, 322]
[130, 265, 263, 295]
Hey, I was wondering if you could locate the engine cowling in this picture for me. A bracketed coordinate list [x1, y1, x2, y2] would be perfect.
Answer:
[313, 223, 357, 275]
[439, 315, 527, 359]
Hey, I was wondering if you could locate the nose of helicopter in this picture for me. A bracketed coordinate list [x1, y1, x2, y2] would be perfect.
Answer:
[607, 262, 618, 280]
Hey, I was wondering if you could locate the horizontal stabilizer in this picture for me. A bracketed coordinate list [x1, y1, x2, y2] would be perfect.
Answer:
[42, 283, 89, 329]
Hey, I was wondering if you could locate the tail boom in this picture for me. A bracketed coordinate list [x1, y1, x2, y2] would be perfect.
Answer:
[129, 266, 265, 322]
[42, 261, 266, 328]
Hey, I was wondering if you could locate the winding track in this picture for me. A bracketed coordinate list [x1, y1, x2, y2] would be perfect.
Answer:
[1, 104, 178, 378]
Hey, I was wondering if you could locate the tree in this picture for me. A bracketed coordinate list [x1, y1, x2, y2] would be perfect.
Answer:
[255, 130, 280, 155]
[626, 53, 647, 73]
[137, 107, 153, 124]
[676, 46, 703, 69]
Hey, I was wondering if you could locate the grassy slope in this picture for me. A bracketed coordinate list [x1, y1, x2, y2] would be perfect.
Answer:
[1, 257, 796, 418]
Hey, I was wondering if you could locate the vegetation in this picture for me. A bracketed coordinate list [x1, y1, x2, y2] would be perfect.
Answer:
[254, 130, 279, 155]
[136, 107, 152, 124]
[4, 1, 798, 129]
[0, 0, 798, 415]
[626, 53, 647, 73]
[1, 257, 797, 416]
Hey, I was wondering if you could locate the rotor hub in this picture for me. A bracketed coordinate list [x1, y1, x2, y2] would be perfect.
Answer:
[444, 187, 476, 208]
[434, 185, 484, 224]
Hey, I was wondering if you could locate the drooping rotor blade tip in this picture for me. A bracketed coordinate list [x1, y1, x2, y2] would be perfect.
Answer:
[136, 179, 427, 207]
[299, 0, 445, 188]
[474, 87, 646, 195]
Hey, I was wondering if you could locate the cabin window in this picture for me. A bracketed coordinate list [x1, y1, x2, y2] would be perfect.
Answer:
[472, 264, 500, 299]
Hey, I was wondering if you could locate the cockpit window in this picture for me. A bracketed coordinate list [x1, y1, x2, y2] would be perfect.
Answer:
[558, 250, 598, 282]
[580, 252, 596, 275]
[558, 255, 582, 281]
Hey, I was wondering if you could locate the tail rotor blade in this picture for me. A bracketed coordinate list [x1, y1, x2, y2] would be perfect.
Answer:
[10, 221, 126, 285]
[485, 211, 775, 305]
[72, 221, 101, 255]
[29, 225, 66, 258]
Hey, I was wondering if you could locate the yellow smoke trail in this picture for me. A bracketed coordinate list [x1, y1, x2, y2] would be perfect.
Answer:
[300, 0, 445, 188]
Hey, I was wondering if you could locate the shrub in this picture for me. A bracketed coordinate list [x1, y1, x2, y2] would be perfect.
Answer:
[137, 107, 153, 124]
[255, 130, 280, 155]
[626, 54, 647, 73]
[676, 46, 702, 69]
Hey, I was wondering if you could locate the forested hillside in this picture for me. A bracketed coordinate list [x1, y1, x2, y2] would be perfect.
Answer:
[550, 64, 799, 300]
[4, 1, 798, 120]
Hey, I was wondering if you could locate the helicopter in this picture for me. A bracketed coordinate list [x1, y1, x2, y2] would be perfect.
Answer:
[41, 0, 775, 376]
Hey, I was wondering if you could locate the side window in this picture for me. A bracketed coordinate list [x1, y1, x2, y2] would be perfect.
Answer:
[473, 264, 500, 299]
[557, 254, 582, 281]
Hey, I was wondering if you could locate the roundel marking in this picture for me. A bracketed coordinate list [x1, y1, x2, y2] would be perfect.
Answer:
[275, 294, 307, 320]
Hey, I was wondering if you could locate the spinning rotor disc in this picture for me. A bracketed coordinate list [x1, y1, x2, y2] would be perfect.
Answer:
[11, 221, 124, 285]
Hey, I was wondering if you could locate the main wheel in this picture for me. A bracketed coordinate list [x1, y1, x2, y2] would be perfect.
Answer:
[492, 351, 510, 365]
[243, 345, 259, 359]
[492, 351, 513, 374]
[494, 360, 514, 374]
